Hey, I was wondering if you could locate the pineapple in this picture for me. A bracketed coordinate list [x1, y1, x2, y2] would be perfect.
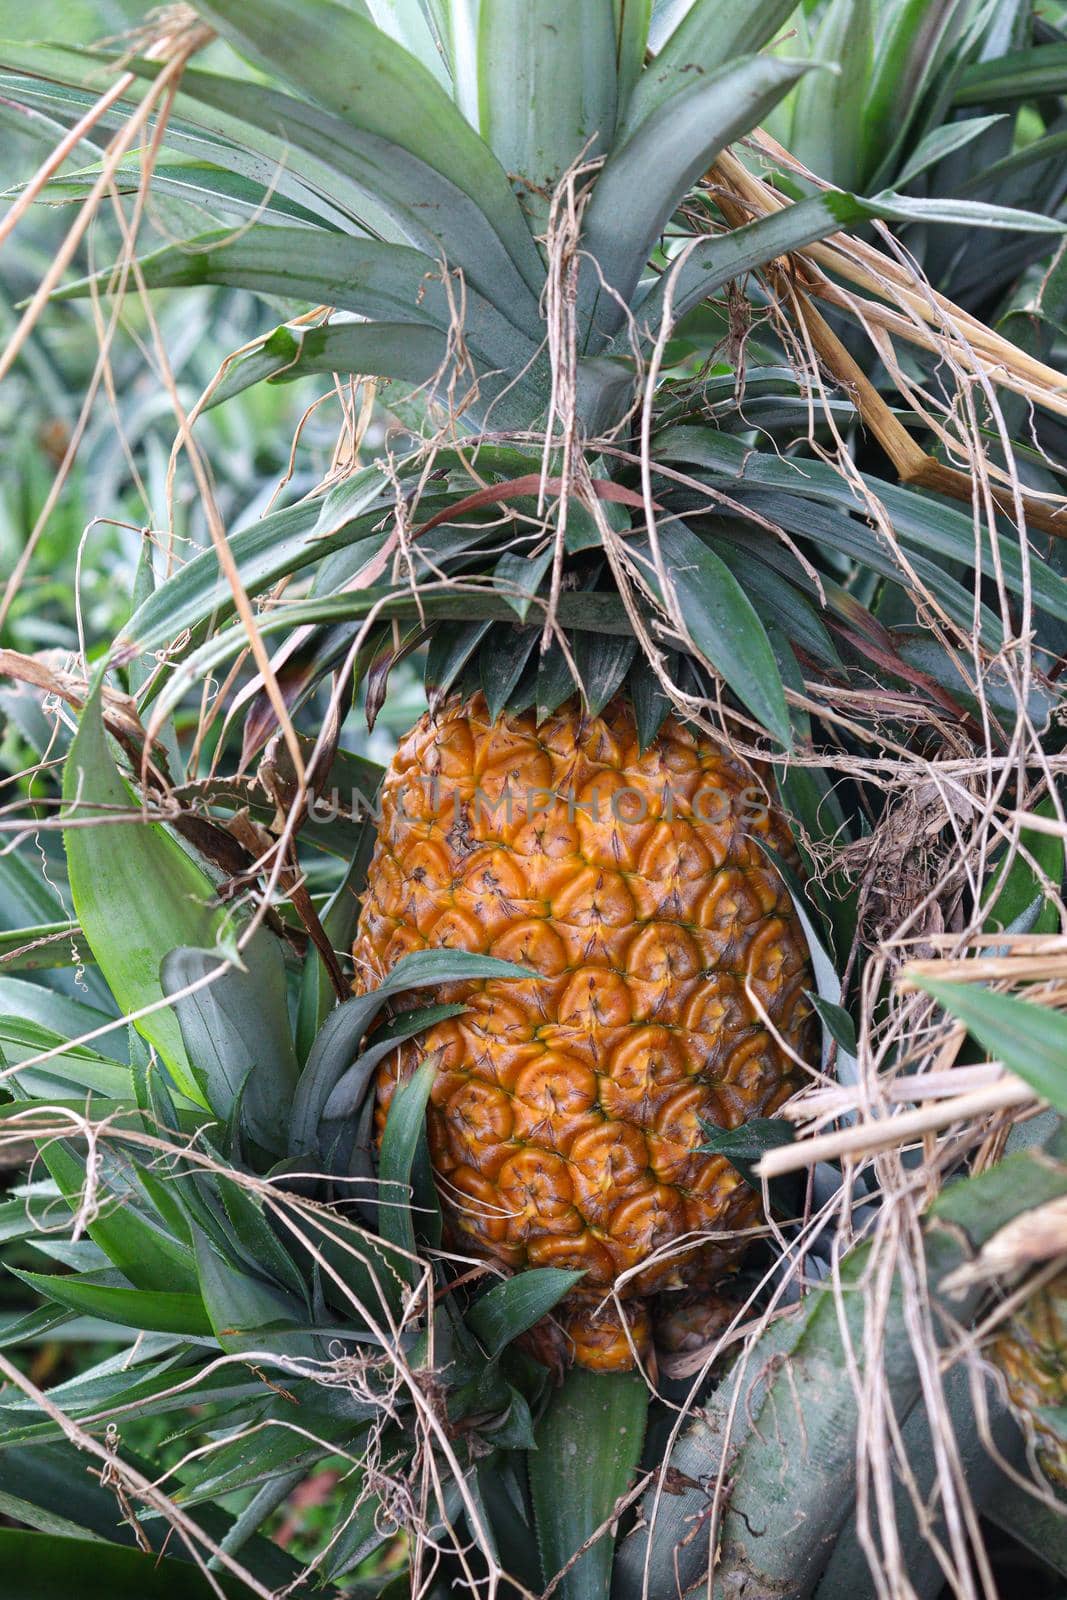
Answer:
[354, 694, 812, 1369]
[993, 1271, 1067, 1491]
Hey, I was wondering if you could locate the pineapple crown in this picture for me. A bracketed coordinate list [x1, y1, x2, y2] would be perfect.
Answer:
[8, 0, 1064, 759]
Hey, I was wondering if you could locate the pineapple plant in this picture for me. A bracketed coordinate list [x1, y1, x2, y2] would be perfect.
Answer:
[2, 0, 1067, 1595]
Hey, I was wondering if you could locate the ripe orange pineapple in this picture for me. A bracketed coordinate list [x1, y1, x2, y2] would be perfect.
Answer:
[993, 1270, 1067, 1490]
[353, 693, 814, 1370]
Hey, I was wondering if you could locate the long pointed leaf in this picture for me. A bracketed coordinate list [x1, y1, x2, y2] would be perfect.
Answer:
[477, 1, 618, 239]
[62, 683, 225, 1104]
[912, 979, 1067, 1115]
[193, 0, 546, 295]
[636, 523, 791, 747]
[531, 1368, 648, 1600]
[581, 54, 815, 342]
[161, 938, 299, 1154]
[627, 0, 797, 128]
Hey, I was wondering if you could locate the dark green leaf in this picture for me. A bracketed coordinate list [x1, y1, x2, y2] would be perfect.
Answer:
[582, 54, 814, 337]
[62, 682, 226, 1103]
[808, 995, 858, 1057]
[637, 523, 791, 747]
[56, 228, 536, 374]
[956, 42, 1067, 106]
[11, 1268, 211, 1336]
[697, 1117, 796, 1190]
[377, 1056, 438, 1275]
[983, 798, 1064, 938]
[476, 0, 618, 240]
[467, 1269, 584, 1359]
[481, 627, 539, 721]
[0, 1530, 258, 1599]
[161, 937, 299, 1154]
[0, 1018, 130, 1101]
[192, 1230, 319, 1357]
[192, 0, 546, 298]
[530, 1367, 648, 1600]
[911, 980, 1067, 1115]
[629, 657, 674, 751]
[572, 632, 637, 716]
[289, 950, 534, 1159]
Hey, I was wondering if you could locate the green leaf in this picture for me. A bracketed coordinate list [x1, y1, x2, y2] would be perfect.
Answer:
[192, 1230, 318, 1357]
[0, 1442, 151, 1545]
[698, 1116, 796, 1191]
[161, 61, 542, 328]
[955, 42, 1067, 106]
[0, 1357, 270, 1445]
[581, 54, 815, 339]
[295, 854, 371, 1063]
[172, 1415, 353, 1505]
[321, 1003, 465, 1121]
[205, 319, 455, 408]
[809, 994, 858, 1056]
[161, 937, 299, 1154]
[893, 113, 1007, 189]
[863, 0, 970, 182]
[365, 0, 450, 86]
[56, 228, 537, 375]
[790, 0, 874, 192]
[0, 1530, 258, 1599]
[983, 798, 1064, 937]
[216, 1176, 310, 1306]
[123, 482, 381, 655]
[12, 1268, 212, 1336]
[289, 949, 534, 1158]
[655, 428, 1067, 631]
[871, 191, 1067, 235]
[148, 591, 637, 732]
[38, 152, 331, 229]
[629, 657, 674, 751]
[481, 626, 539, 721]
[477, 0, 618, 239]
[705, 534, 840, 668]
[193, 0, 546, 295]
[425, 619, 494, 705]
[467, 1268, 584, 1358]
[494, 547, 555, 622]
[911, 980, 1067, 1115]
[619, 1133, 1067, 1598]
[983, 1470, 1067, 1583]
[614, 0, 651, 116]
[628, 0, 797, 128]
[530, 1367, 648, 1600]
[571, 632, 637, 717]
[377, 1056, 439, 1273]
[61, 682, 232, 1102]
[0, 922, 84, 974]
[637, 523, 791, 747]
[635, 186, 1063, 342]
[0, 1018, 130, 1101]
[36, 1139, 198, 1296]
[534, 641, 580, 723]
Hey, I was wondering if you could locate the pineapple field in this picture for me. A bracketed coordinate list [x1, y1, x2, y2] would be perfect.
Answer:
[3, 0, 1067, 1594]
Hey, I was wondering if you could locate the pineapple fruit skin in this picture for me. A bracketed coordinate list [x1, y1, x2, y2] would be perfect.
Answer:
[353, 695, 814, 1370]
[993, 1270, 1067, 1490]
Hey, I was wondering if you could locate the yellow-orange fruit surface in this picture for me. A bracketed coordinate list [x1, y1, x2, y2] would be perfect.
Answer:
[353, 695, 813, 1370]
[993, 1270, 1067, 1490]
